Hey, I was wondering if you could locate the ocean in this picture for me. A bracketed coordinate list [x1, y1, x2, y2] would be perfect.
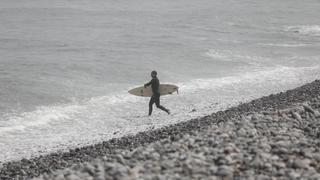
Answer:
[0, 0, 320, 162]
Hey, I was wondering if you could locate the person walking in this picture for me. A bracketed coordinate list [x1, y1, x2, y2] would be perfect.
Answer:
[144, 71, 170, 116]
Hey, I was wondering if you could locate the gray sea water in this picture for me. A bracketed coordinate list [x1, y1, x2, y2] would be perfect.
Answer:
[0, 0, 320, 162]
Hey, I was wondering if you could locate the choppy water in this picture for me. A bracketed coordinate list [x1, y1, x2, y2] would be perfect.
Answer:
[0, 0, 320, 162]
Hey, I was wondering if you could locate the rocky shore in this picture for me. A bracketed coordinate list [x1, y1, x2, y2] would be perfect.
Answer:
[1, 80, 320, 179]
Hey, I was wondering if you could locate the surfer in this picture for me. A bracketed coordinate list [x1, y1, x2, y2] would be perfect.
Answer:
[144, 71, 170, 116]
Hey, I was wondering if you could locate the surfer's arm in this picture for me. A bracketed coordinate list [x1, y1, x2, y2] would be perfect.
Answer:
[144, 80, 152, 88]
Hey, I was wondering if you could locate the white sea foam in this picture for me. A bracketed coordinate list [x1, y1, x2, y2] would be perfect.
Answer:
[204, 49, 267, 66]
[258, 43, 307, 47]
[178, 65, 319, 93]
[0, 93, 140, 133]
[0, 104, 83, 132]
[285, 25, 320, 36]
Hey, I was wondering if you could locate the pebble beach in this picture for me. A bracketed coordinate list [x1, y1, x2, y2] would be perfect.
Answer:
[1, 80, 320, 180]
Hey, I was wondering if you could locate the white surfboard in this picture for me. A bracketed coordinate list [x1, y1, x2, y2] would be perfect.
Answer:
[128, 84, 179, 97]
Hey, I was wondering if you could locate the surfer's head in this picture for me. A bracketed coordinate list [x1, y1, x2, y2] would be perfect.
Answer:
[151, 70, 157, 78]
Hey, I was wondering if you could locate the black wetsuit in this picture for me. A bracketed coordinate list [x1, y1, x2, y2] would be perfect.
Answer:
[145, 77, 169, 115]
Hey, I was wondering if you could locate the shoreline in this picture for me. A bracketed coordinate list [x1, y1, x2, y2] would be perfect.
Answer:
[1, 80, 320, 179]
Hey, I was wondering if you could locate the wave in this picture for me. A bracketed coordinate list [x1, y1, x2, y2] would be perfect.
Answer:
[284, 25, 320, 36]
[0, 93, 140, 133]
[178, 65, 320, 93]
[258, 43, 307, 47]
[204, 49, 267, 66]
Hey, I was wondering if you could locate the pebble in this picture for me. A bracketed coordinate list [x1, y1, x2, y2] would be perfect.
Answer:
[288, 170, 300, 179]
[312, 154, 320, 161]
[256, 174, 269, 180]
[216, 165, 233, 178]
[292, 159, 311, 169]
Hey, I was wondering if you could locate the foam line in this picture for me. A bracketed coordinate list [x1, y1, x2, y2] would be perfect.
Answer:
[284, 25, 320, 36]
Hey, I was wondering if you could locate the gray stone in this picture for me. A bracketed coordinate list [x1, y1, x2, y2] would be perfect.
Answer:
[115, 154, 126, 165]
[256, 174, 269, 180]
[292, 159, 310, 169]
[309, 173, 320, 180]
[288, 170, 300, 179]
[291, 112, 302, 122]
[312, 153, 320, 161]
[216, 165, 233, 177]
[303, 104, 316, 114]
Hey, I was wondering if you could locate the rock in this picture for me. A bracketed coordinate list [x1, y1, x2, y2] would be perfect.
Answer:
[115, 154, 126, 165]
[251, 156, 263, 168]
[65, 174, 80, 180]
[264, 115, 273, 121]
[276, 147, 289, 154]
[292, 159, 311, 169]
[237, 128, 247, 136]
[207, 176, 218, 180]
[302, 104, 315, 114]
[81, 162, 95, 176]
[259, 143, 271, 152]
[251, 113, 259, 121]
[287, 170, 300, 179]
[273, 161, 286, 169]
[291, 112, 302, 122]
[312, 154, 320, 161]
[224, 144, 238, 154]
[209, 166, 218, 175]
[216, 166, 233, 178]
[309, 173, 320, 180]
[314, 110, 320, 117]
[256, 174, 269, 180]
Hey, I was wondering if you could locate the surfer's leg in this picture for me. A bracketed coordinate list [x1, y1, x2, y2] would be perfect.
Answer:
[149, 96, 155, 115]
[155, 95, 170, 114]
